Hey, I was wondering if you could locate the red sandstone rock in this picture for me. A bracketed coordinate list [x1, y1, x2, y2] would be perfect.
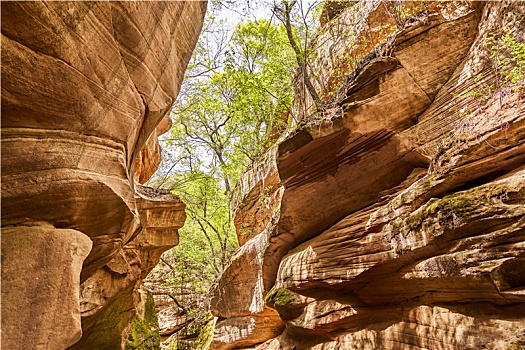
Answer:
[211, 1, 525, 349]
[1, 224, 92, 349]
[1, 1, 205, 348]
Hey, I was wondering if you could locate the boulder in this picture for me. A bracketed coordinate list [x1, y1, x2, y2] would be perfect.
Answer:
[1, 224, 92, 349]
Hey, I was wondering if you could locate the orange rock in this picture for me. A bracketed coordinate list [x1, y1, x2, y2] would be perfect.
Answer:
[211, 1, 525, 349]
[1, 1, 204, 348]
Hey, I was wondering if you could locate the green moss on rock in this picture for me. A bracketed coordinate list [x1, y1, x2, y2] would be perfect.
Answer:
[125, 291, 160, 350]
[195, 314, 215, 349]
[394, 180, 517, 241]
[265, 287, 293, 307]
[169, 312, 215, 350]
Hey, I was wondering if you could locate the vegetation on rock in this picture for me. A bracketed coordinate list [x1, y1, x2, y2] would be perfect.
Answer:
[126, 291, 161, 350]
[167, 312, 215, 350]
[265, 287, 294, 307]
[147, 1, 525, 349]
[146, 1, 298, 344]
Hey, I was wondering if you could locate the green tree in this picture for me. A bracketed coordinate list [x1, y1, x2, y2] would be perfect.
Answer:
[147, 14, 296, 315]
[273, 0, 323, 112]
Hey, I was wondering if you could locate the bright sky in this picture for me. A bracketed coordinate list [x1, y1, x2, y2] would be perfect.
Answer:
[216, 0, 319, 28]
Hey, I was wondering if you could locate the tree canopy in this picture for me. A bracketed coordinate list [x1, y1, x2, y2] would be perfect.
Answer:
[147, 8, 297, 314]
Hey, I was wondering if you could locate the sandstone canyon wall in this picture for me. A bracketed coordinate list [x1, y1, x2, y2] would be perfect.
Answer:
[1, 2, 206, 349]
[211, 1, 525, 349]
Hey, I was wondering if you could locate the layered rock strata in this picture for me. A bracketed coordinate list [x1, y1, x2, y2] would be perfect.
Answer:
[70, 186, 186, 349]
[211, 1, 525, 349]
[1, 1, 206, 348]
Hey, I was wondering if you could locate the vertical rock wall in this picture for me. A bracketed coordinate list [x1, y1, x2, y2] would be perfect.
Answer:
[211, 1, 525, 349]
[1, 1, 206, 349]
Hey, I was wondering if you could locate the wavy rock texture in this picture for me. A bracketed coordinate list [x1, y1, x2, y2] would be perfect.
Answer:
[211, 1, 525, 349]
[1, 1, 205, 349]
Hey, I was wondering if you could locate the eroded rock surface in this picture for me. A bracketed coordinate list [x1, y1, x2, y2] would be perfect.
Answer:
[211, 1, 525, 349]
[210, 229, 285, 349]
[1, 1, 205, 348]
[1, 224, 92, 350]
[69, 186, 186, 349]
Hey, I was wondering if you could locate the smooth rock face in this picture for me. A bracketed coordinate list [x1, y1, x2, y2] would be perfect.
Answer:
[212, 1, 525, 349]
[310, 305, 525, 350]
[1, 224, 92, 349]
[231, 147, 282, 246]
[1, 0, 205, 279]
[1, 1, 205, 348]
[212, 231, 270, 318]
